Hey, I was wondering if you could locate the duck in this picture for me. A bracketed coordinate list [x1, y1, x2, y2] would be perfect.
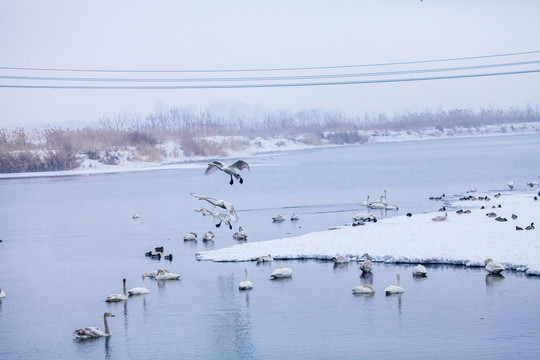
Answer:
[190, 193, 238, 221]
[105, 278, 128, 302]
[412, 264, 427, 277]
[486, 212, 497, 218]
[128, 274, 150, 295]
[164, 254, 173, 261]
[256, 254, 273, 262]
[332, 255, 350, 264]
[359, 253, 374, 273]
[511, 214, 518, 220]
[202, 231, 215, 241]
[352, 284, 375, 294]
[429, 194, 446, 200]
[456, 209, 464, 214]
[431, 212, 448, 222]
[239, 268, 253, 290]
[151, 253, 161, 260]
[516, 226, 523, 230]
[73, 313, 115, 339]
[204, 160, 250, 185]
[270, 266, 293, 279]
[199, 208, 234, 229]
[438, 206, 446, 212]
[154, 246, 164, 253]
[406, 213, 412, 217]
[272, 214, 285, 222]
[145, 251, 153, 257]
[132, 213, 140, 219]
[508, 180, 515, 190]
[525, 222, 535, 230]
[384, 273, 405, 295]
[494, 216, 507, 222]
[233, 226, 248, 240]
[155, 269, 180, 280]
[0, 288, 5, 298]
[290, 213, 300, 221]
[484, 258, 505, 274]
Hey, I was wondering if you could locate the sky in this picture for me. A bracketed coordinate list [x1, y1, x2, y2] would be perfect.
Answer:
[1, 0, 539, 129]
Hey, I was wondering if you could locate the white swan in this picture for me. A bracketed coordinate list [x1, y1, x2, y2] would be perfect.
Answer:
[183, 232, 197, 241]
[106, 278, 128, 302]
[204, 160, 250, 185]
[270, 266, 293, 279]
[352, 284, 375, 294]
[272, 214, 285, 222]
[385, 204, 399, 211]
[239, 268, 253, 290]
[367, 196, 386, 209]
[128, 274, 150, 295]
[469, 186, 478, 192]
[431, 211, 448, 222]
[508, 180, 515, 190]
[73, 313, 115, 339]
[359, 253, 374, 273]
[155, 269, 181, 280]
[385, 273, 405, 295]
[484, 258, 505, 274]
[290, 213, 300, 221]
[233, 226, 248, 240]
[199, 208, 234, 229]
[190, 193, 238, 221]
[257, 254, 273, 262]
[362, 195, 370, 206]
[381, 190, 388, 205]
[526, 176, 540, 187]
[148, 269, 169, 277]
[203, 231, 215, 241]
[412, 264, 427, 277]
[132, 213, 140, 219]
[0, 288, 5, 298]
[352, 213, 375, 222]
[332, 255, 350, 264]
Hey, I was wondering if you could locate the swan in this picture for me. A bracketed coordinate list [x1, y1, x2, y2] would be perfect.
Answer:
[190, 193, 238, 221]
[239, 268, 253, 290]
[362, 195, 370, 206]
[367, 196, 386, 209]
[73, 313, 115, 339]
[381, 190, 388, 205]
[526, 176, 540, 187]
[257, 254, 273, 262]
[155, 269, 180, 280]
[431, 211, 448, 222]
[484, 258, 505, 274]
[332, 255, 350, 264]
[469, 186, 478, 193]
[290, 213, 300, 221]
[508, 180, 515, 189]
[359, 253, 374, 273]
[270, 266, 293, 279]
[385, 204, 399, 211]
[132, 213, 140, 219]
[106, 278, 128, 302]
[352, 284, 375, 294]
[204, 160, 250, 185]
[203, 231, 215, 241]
[412, 264, 427, 277]
[352, 213, 375, 222]
[183, 232, 197, 241]
[0, 288, 5, 298]
[128, 274, 150, 295]
[385, 273, 405, 295]
[148, 269, 169, 277]
[200, 208, 234, 229]
[233, 226, 248, 240]
[272, 214, 285, 222]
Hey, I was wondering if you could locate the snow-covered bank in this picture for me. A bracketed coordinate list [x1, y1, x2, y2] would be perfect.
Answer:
[196, 191, 540, 276]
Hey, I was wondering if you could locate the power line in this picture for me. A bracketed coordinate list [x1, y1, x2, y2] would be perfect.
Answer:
[0, 50, 539, 74]
[1, 69, 538, 89]
[0, 60, 538, 83]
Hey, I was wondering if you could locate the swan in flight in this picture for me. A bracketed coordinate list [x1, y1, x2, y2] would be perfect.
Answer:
[199, 208, 234, 229]
[270, 266, 293, 279]
[239, 268, 253, 290]
[155, 269, 181, 280]
[412, 264, 427, 277]
[484, 258, 505, 274]
[0, 288, 5, 298]
[106, 278, 128, 302]
[431, 212, 448, 222]
[203, 231, 215, 241]
[359, 253, 374, 273]
[233, 226, 248, 240]
[272, 214, 285, 222]
[190, 193, 238, 221]
[183, 232, 197, 241]
[73, 313, 115, 339]
[204, 160, 250, 185]
[128, 274, 150, 295]
[352, 284, 375, 294]
[385, 273, 405, 295]
[332, 255, 350, 264]
[508, 180, 515, 190]
[257, 254, 273, 262]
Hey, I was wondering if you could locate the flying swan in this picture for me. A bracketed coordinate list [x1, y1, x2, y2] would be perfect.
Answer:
[73, 313, 115, 339]
[204, 160, 250, 185]
[190, 193, 238, 221]
[199, 208, 234, 229]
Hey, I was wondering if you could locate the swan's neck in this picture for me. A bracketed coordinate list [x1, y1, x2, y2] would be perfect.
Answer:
[142, 276, 146, 288]
[397, 273, 401, 287]
[104, 314, 110, 335]
[245, 269, 249, 281]
[123, 279, 127, 296]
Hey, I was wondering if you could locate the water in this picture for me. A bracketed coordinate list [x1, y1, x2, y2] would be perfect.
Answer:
[1, 134, 540, 359]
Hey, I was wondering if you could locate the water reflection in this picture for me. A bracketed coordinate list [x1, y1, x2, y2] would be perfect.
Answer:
[360, 272, 373, 285]
[486, 274, 505, 287]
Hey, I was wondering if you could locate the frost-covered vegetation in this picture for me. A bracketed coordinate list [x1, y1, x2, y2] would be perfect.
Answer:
[1, 106, 539, 173]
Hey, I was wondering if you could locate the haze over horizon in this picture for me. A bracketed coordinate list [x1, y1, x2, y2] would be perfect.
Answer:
[1, 0, 539, 129]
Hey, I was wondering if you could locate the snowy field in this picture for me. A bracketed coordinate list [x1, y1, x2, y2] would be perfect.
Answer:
[196, 191, 540, 276]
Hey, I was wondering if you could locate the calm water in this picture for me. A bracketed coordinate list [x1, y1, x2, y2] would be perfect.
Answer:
[1, 134, 540, 359]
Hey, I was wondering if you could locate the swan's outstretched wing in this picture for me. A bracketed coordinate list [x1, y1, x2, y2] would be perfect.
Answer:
[230, 160, 250, 171]
[226, 205, 238, 222]
[204, 161, 224, 175]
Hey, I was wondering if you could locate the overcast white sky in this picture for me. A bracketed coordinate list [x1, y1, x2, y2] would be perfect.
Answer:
[1, 0, 539, 129]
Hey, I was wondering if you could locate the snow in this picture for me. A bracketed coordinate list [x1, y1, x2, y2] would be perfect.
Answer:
[196, 191, 540, 276]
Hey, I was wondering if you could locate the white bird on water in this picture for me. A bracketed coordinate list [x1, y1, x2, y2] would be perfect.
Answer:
[332, 255, 350, 264]
[412, 264, 427, 277]
[233, 226, 248, 240]
[190, 193, 238, 222]
[359, 253, 374, 273]
[385, 273, 405, 295]
[148, 269, 169, 277]
[239, 268, 253, 290]
[484, 258, 505, 274]
[128, 274, 150, 295]
[257, 254, 273, 262]
[204, 160, 250, 185]
[184, 232, 198, 241]
[155, 269, 181, 280]
[106, 278, 128, 302]
[272, 214, 285, 222]
[203, 231, 215, 241]
[352, 284, 375, 294]
[73, 313, 115, 339]
[270, 266, 293, 279]
[367, 196, 386, 209]
[290, 213, 300, 221]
